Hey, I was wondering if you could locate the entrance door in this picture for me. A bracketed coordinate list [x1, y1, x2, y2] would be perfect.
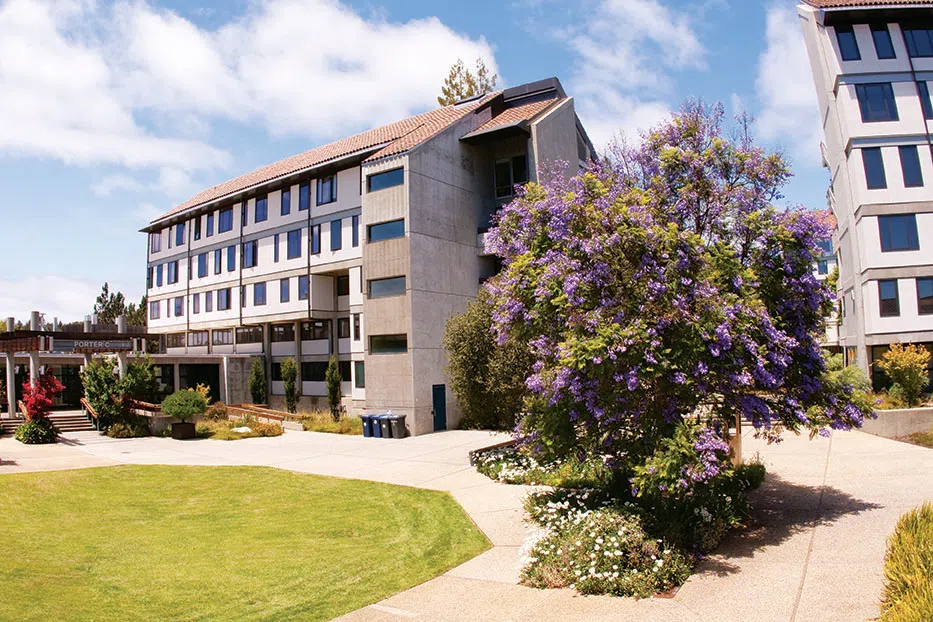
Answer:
[432, 384, 447, 431]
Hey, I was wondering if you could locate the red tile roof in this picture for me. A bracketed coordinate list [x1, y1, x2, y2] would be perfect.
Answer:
[470, 97, 559, 134]
[803, 0, 933, 7]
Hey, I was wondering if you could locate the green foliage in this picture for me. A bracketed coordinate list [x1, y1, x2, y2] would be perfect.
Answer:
[93, 283, 126, 325]
[160, 390, 207, 423]
[195, 418, 283, 440]
[281, 357, 299, 414]
[106, 420, 149, 438]
[880, 502, 933, 622]
[325, 356, 343, 422]
[122, 355, 157, 402]
[15, 419, 58, 444]
[202, 402, 228, 421]
[81, 356, 156, 430]
[437, 58, 497, 106]
[248, 359, 266, 404]
[300, 411, 363, 435]
[877, 344, 931, 407]
[473, 445, 609, 488]
[444, 288, 534, 430]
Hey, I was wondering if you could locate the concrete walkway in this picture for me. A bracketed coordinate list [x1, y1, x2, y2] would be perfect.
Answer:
[1, 426, 932, 621]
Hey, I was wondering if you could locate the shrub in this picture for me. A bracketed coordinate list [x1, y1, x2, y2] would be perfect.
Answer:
[106, 419, 150, 438]
[187, 383, 212, 405]
[202, 402, 228, 421]
[22, 372, 64, 422]
[15, 419, 58, 444]
[325, 356, 342, 421]
[880, 502, 933, 622]
[161, 390, 207, 423]
[196, 418, 283, 440]
[281, 358, 300, 414]
[473, 445, 609, 488]
[300, 410, 363, 435]
[877, 343, 931, 407]
[249, 358, 266, 404]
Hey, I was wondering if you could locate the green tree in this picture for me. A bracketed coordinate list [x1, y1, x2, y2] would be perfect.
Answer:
[444, 287, 535, 430]
[249, 358, 266, 404]
[125, 295, 148, 327]
[877, 343, 931, 407]
[161, 390, 207, 423]
[94, 283, 127, 325]
[81, 356, 156, 430]
[281, 357, 300, 414]
[325, 356, 343, 422]
[437, 58, 497, 106]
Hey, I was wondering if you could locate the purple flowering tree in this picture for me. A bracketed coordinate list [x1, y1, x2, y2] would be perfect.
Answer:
[486, 102, 869, 483]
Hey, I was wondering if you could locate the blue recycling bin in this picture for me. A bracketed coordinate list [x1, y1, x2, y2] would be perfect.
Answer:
[371, 415, 383, 438]
[361, 414, 373, 438]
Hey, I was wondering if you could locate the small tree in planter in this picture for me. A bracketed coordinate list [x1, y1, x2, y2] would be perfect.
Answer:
[160, 390, 207, 439]
[877, 343, 931, 407]
[325, 356, 343, 422]
[249, 358, 266, 405]
[15, 371, 64, 444]
[281, 357, 300, 414]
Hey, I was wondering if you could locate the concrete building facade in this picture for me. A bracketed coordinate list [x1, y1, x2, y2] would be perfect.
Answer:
[798, 0, 933, 384]
[142, 78, 594, 434]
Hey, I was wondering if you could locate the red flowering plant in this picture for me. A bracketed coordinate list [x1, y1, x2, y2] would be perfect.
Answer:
[15, 371, 63, 444]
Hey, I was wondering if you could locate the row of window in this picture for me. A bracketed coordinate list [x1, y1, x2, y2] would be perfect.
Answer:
[860, 145, 930, 191]
[836, 23, 933, 61]
[853, 81, 932, 123]
[150, 169, 406, 254]
[879, 277, 933, 317]
[163, 325, 403, 357]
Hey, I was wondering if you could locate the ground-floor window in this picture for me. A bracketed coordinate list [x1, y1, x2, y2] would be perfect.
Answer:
[354, 361, 365, 388]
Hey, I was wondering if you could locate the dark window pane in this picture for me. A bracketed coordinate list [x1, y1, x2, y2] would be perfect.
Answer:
[310, 225, 321, 254]
[212, 329, 233, 345]
[512, 155, 528, 185]
[368, 219, 405, 242]
[918, 278, 933, 315]
[899, 145, 924, 187]
[856, 83, 899, 122]
[338, 360, 351, 380]
[905, 27, 933, 58]
[254, 282, 266, 306]
[299, 182, 310, 211]
[879, 214, 920, 252]
[818, 260, 829, 275]
[271, 324, 295, 342]
[354, 361, 365, 388]
[227, 245, 236, 271]
[920, 82, 933, 120]
[371, 334, 407, 354]
[352, 215, 359, 247]
[236, 326, 263, 344]
[301, 362, 328, 382]
[197, 253, 207, 278]
[317, 175, 337, 205]
[336, 275, 350, 297]
[871, 24, 896, 59]
[219, 208, 233, 233]
[287, 229, 301, 259]
[188, 330, 208, 347]
[274, 233, 280, 263]
[368, 276, 406, 298]
[206, 213, 214, 237]
[337, 318, 350, 339]
[280, 278, 290, 303]
[271, 363, 282, 382]
[836, 25, 861, 61]
[495, 160, 513, 198]
[255, 196, 268, 222]
[281, 188, 291, 215]
[205, 291, 213, 312]
[862, 148, 887, 189]
[879, 280, 900, 317]
[331, 219, 342, 251]
[300, 320, 329, 341]
[194, 218, 201, 241]
[367, 168, 404, 192]
[175, 223, 185, 246]
[298, 276, 309, 300]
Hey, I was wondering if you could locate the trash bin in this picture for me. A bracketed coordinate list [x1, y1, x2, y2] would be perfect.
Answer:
[361, 414, 372, 438]
[371, 415, 383, 438]
[389, 415, 407, 439]
[379, 415, 392, 439]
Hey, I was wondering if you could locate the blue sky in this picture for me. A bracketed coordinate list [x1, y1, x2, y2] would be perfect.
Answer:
[0, 0, 822, 321]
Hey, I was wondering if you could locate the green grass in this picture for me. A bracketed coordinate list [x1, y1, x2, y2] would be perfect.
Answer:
[0, 466, 490, 621]
[907, 428, 933, 449]
[881, 501, 933, 622]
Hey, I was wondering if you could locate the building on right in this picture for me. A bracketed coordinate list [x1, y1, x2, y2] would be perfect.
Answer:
[798, 0, 933, 387]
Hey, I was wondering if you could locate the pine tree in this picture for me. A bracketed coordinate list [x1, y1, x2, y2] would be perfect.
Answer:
[437, 58, 497, 106]
[325, 356, 343, 422]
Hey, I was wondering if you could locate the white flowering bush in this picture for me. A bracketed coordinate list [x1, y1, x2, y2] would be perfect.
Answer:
[473, 445, 608, 488]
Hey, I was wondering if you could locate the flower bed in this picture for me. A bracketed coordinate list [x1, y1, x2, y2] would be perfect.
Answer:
[195, 418, 282, 440]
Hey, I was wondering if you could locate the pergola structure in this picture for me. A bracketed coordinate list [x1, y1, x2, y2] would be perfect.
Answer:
[1, 312, 153, 419]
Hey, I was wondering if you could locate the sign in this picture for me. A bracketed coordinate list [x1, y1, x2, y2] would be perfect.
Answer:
[53, 339, 134, 353]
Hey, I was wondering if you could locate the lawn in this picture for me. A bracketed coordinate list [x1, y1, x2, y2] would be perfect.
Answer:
[0, 466, 490, 621]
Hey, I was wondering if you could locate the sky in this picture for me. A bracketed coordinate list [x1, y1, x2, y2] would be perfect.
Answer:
[0, 0, 824, 322]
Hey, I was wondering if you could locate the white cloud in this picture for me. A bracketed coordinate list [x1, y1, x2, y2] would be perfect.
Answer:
[756, 4, 822, 167]
[91, 173, 146, 197]
[0, 276, 103, 323]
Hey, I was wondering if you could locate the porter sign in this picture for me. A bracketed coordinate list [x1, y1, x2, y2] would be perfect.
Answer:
[54, 339, 134, 353]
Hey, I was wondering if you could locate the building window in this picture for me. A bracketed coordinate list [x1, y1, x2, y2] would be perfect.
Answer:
[271, 324, 295, 342]
[227, 245, 236, 272]
[818, 260, 829, 275]
[271, 363, 283, 382]
[317, 174, 337, 205]
[298, 275, 309, 300]
[281, 188, 291, 216]
[214, 249, 222, 275]
[301, 320, 329, 341]
[899, 145, 924, 187]
[205, 291, 213, 312]
[150, 232, 162, 253]
[495, 155, 529, 198]
[219, 208, 233, 233]
[280, 278, 290, 303]
[236, 326, 263, 344]
[299, 182, 310, 211]
[165, 333, 185, 349]
[352, 215, 359, 247]
[149, 300, 160, 320]
[194, 217, 202, 241]
[339, 360, 351, 380]
[218, 288, 231, 311]
[855, 83, 899, 122]
[175, 223, 185, 246]
[301, 361, 328, 382]
[254, 282, 266, 306]
[336, 275, 350, 296]
[174, 296, 184, 317]
[871, 23, 896, 59]
[243, 240, 258, 268]
[879, 280, 900, 317]
[212, 328, 233, 345]
[904, 26, 933, 58]
[255, 195, 268, 222]
[368, 219, 405, 242]
[241, 201, 248, 227]
[241, 286, 247, 308]
[192, 293, 200, 314]
[147, 267, 153, 289]
[919, 82, 933, 120]
[337, 317, 350, 339]
[167, 260, 179, 284]
[310, 225, 321, 254]
[370, 334, 407, 354]
[367, 168, 404, 192]
[274, 233, 280, 263]
[917, 278, 933, 315]
[197, 253, 208, 278]
[206, 212, 214, 237]
[368, 276, 405, 298]
[879, 214, 920, 252]
[862, 147, 887, 189]
[836, 24, 861, 61]
[156, 264, 164, 287]
[188, 330, 208, 347]
[331, 219, 342, 251]
[287, 229, 301, 259]
[353, 313, 360, 341]
[354, 361, 365, 388]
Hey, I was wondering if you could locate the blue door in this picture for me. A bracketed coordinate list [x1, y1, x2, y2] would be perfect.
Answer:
[432, 384, 447, 431]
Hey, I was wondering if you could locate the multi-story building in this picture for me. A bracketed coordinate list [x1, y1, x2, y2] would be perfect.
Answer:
[814, 210, 841, 351]
[798, 0, 933, 385]
[142, 77, 594, 434]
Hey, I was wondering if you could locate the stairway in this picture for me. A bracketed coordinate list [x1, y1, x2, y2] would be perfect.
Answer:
[0, 410, 97, 435]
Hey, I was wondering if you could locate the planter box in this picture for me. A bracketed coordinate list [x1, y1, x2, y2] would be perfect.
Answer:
[862, 407, 933, 439]
[170, 421, 197, 440]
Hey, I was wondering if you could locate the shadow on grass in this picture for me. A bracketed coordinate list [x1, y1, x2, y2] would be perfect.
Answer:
[695, 473, 882, 577]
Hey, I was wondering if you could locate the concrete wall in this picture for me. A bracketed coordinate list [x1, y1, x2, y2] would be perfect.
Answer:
[861, 407, 933, 438]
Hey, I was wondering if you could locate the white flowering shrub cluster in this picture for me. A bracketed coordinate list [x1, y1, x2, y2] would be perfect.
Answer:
[473, 445, 607, 488]
[521, 489, 691, 597]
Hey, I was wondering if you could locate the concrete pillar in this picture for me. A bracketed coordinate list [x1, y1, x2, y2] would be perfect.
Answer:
[117, 353, 127, 379]
[222, 356, 231, 404]
[84, 316, 92, 333]
[173, 363, 181, 392]
[4, 352, 14, 419]
[29, 311, 39, 331]
[117, 314, 127, 334]
[28, 352, 39, 388]
[263, 322, 272, 401]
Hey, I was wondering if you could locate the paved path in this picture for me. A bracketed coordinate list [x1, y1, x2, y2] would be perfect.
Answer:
[1, 426, 932, 621]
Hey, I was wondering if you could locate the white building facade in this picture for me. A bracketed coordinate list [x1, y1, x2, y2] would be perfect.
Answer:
[798, 0, 933, 386]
